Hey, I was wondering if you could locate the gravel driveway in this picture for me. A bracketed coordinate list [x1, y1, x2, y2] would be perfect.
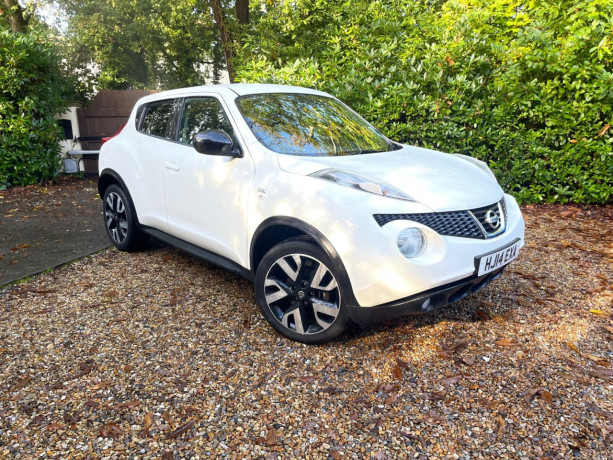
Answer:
[1, 205, 611, 459]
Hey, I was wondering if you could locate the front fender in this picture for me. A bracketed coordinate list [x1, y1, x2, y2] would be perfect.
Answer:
[250, 216, 360, 308]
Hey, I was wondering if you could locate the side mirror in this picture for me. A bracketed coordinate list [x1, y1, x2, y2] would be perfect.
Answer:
[193, 130, 242, 157]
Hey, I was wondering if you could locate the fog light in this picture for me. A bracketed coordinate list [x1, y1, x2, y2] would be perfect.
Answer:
[397, 228, 426, 258]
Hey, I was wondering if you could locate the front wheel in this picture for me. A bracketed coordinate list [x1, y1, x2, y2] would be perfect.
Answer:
[102, 184, 144, 252]
[255, 240, 348, 344]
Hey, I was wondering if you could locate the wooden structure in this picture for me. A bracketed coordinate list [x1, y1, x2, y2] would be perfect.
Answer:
[77, 90, 157, 150]
[74, 90, 157, 172]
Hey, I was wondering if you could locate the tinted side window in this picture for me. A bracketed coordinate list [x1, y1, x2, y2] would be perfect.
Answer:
[179, 97, 234, 145]
[141, 100, 176, 139]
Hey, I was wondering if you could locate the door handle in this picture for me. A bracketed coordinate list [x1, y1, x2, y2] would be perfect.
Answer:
[164, 162, 180, 172]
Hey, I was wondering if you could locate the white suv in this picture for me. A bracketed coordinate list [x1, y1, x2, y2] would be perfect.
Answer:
[98, 84, 524, 344]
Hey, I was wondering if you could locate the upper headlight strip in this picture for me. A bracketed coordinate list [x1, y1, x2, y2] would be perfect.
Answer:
[309, 168, 416, 202]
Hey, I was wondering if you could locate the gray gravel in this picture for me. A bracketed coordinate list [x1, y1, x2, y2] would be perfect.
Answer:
[0, 204, 611, 459]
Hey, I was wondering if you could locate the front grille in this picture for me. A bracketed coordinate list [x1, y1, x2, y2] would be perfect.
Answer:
[373, 199, 506, 239]
[470, 200, 505, 237]
[374, 211, 484, 238]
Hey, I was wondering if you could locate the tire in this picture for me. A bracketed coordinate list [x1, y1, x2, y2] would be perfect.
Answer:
[102, 184, 144, 252]
[255, 240, 348, 344]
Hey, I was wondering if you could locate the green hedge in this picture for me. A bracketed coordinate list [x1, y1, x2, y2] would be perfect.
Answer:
[237, 0, 612, 204]
[0, 31, 67, 189]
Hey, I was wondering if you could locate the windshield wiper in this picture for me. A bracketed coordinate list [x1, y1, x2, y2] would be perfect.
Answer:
[350, 149, 381, 155]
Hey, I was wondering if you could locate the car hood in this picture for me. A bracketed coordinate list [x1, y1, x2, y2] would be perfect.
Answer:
[276, 145, 504, 212]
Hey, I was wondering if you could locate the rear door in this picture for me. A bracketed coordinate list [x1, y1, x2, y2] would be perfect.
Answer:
[134, 99, 180, 231]
[163, 95, 255, 266]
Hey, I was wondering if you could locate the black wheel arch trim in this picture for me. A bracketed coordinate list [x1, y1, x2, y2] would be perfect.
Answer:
[98, 168, 140, 224]
[250, 216, 359, 308]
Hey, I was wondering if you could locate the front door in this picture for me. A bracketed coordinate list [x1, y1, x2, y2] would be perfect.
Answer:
[163, 96, 255, 267]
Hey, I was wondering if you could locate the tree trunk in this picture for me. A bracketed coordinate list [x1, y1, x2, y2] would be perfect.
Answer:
[2, 0, 28, 33]
[209, 0, 236, 82]
[235, 0, 249, 25]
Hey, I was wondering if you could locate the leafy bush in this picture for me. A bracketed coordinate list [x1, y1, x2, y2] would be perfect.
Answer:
[0, 30, 67, 189]
[237, 0, 612, 204]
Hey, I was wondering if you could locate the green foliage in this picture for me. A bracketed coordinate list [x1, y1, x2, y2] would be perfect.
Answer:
[55, 0, 225, 94]
[0, 30, 67, 189]
[237, 0, 613, 204]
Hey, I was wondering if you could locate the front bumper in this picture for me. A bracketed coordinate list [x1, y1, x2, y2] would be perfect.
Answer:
[317, 193, 525, 308]
[348, 266, 506, 326]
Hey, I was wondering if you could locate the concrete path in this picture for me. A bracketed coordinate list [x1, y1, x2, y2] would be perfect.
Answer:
[0, 177, 111, 287]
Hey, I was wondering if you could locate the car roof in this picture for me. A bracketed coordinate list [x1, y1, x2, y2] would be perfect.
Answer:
[136, 83, 331, 105]
[221, 83, 329, 97]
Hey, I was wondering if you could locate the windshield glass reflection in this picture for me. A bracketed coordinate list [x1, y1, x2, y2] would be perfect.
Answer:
[236, 93, 394, 156]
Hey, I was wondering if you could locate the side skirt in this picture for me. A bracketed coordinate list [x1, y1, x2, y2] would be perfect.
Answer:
[140, 226, 254, 282]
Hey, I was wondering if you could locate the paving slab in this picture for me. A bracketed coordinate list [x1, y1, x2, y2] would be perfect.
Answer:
[0, 176, 111, 287]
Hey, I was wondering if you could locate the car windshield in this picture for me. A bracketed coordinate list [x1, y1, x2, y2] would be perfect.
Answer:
[235, 93, 395, 156]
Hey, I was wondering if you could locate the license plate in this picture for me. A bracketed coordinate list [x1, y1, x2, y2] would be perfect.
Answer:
[477, 240, 521, 276]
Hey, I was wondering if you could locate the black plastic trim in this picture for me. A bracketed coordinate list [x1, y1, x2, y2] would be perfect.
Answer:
[347, 266, 507, 326]
[98, 168, 126, 196]
[140, 226, 253, 281]
[169, 98, 184, 142]
[250, 217, 359, 307]
[98, 169, 145, 243]
[135, 104, 146, 130]
[97, 169, 141, 223]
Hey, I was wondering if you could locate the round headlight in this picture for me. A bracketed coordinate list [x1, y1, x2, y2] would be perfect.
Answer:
[397, 228, 426, 258]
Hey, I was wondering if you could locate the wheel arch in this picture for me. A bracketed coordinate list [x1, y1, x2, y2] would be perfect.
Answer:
[98, 168, 140, 224]
[250, 217, 359, 307]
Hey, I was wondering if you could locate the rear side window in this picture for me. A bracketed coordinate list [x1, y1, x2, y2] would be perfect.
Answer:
[141, 100, 176, 139]
[178, 97, 234, 145]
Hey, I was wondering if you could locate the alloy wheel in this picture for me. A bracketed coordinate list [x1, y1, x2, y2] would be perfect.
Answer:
[263, 253, 341, 335]
[104, 192, 128, 244]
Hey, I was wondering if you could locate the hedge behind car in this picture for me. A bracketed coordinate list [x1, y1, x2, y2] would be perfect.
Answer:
[0, 30, 66, 190]
[236, 0, 613, 204]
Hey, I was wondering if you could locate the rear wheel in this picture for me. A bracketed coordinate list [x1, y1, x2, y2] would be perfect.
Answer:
[103, 184, 144, 252]
[255, 240, 348, 344]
